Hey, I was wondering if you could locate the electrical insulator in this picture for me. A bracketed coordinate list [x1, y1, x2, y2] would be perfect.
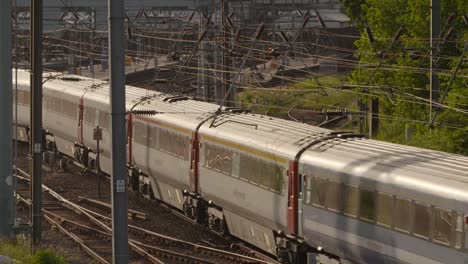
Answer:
[393, 26, 404, 42]
[254, 23, 265, 40]
[131, 109, 158, 116]
[445, 12, 456, 26]
[463, 14, 468, 25]
[366, 25, 375, 44]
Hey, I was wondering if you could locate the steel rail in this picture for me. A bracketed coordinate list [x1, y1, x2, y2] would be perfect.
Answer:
[78, 203, 276, 264]
[15, 193, 110, 264]
[15, 169, 275, 263]
[78, 196, 146, 220]
[44, 214, 110, 264]
[15, 172, 164, 264]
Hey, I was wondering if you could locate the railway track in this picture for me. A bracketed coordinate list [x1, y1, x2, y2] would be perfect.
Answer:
[14, 168, 278, 264]
[60, 153, 281, 264]
[167, 208, 279, 264]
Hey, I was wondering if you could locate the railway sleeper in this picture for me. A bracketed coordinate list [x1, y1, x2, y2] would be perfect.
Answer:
[43, 137, 336, 264]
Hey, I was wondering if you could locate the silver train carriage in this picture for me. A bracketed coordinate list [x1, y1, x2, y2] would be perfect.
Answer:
[13, 70, 468, 264]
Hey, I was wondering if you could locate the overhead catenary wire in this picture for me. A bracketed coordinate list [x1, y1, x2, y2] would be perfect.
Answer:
[12, 1, 468, 134]
[32, 39, 468, 116]
[23, 34, 468, 114]
[16, 25, 468, 80]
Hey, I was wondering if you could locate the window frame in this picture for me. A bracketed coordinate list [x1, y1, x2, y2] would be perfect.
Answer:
[454, 213, 464, 250]
[158, 128, 190, 160]
[375, 192, 394, 228]
[393, 197, 412, 234]
[83, 106, 96, 125]
[432, 207, 455, 246]
[202, 142, 285, 194]
[286, 171, 466, 250]
[412, 201, 431, 240]
[358, 188, 377, 223]
[324, 180, 343, 212]
[310, 177, 327, 208]
[342, 184, 359, 218]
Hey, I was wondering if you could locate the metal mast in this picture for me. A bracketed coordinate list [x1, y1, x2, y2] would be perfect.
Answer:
[430, 0, 440, 129]
[108, 0, 129, 262]
[30, 0, 43, 245]
[0, 0, 13, 238]
[220, 0, 233, 106]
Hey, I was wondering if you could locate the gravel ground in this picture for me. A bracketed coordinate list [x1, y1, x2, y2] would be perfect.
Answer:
[14, 143, 238, 263]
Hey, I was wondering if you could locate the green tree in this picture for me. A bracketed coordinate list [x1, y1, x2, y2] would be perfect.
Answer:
[341, 0, 468, 154]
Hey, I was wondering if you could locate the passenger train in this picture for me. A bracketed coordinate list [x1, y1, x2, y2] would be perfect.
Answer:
[12, 70, 468, 263]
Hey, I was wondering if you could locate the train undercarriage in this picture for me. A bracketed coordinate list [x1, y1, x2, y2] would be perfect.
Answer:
[31, 130, 340, 264]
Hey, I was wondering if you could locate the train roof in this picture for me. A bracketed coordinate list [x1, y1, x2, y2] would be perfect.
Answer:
[301, 136, 468, 211]
[15, 70, 468, 209]
[202, 110, 468, 211]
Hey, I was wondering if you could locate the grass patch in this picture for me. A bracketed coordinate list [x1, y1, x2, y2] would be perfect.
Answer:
[0, 239, 66, 264]
[0, 239, 33, 263]
[238, 74, 359, 118]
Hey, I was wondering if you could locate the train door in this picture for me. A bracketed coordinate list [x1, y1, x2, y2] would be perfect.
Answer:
[298, 163, 304, 237]
[287, 161, 299, 235]
[77, 97, 84, 143]
[126, 113, 133, 163]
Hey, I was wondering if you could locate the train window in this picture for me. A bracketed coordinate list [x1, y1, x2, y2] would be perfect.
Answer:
[159, 129, 189, 160]
[239, 154, 256, 182]
[98, 111, 110, 130]
[49, 96, 61, 113]
[311, 177, 327, 207]
[376, 193, 393, 227]
[150, 126, 158, 149]
[359, 189, 376, 222]
[84, 107, 96, 125]
[231, 153, 240, 177]
[239, 154, 283, 193]
[325, 181, 342, 211]
[134, 121, 153, 147]
[134, 122, 144, 144]
[43, 95, 49, 110]
[343, 185, 359, 217]
[455, 213, 464, 249]
[25, 91, 32, 106]
[62, 100, 77, 118]
[43, 95, 48, 110]
[179, 135, 190, 160]
[413, 202, 431, 239]
[394, 198, 411, 232]
[433, 208, 454, 245]
[204, 143, 233, 175]
[267, 161, 284, 193]
[257, 159, 272, 188]
[44, 95, 58, 113]
[17, 90, 31, 106]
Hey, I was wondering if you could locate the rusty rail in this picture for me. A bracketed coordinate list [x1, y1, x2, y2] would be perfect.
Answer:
[15, 166, 277, 264]
[78, 196, 146, 220]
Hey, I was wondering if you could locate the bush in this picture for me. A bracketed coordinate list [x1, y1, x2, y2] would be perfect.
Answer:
[0, 240, 66, 264]
[0, 239, 32, 263]
[31, 249, 66, 264]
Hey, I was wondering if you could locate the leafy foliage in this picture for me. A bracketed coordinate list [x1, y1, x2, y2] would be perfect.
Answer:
[0, 239, 32, 263]
[238, 75, 356, 117]
[342, 0, 468, 155]
[0, 240, 66, 264]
